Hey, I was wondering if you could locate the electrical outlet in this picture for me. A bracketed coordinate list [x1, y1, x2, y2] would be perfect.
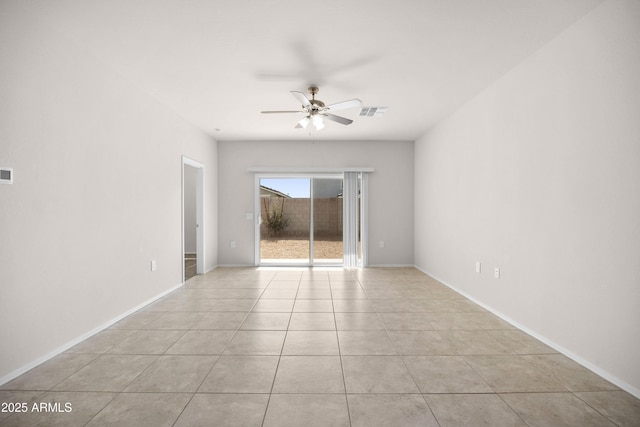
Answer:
[494, 268, 500, 279]
[379, 241, 385, 248]
[0, 167, 13, 184]
[230, 241, 236, 248]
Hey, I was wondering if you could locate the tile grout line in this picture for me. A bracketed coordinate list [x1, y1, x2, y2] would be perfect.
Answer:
[570, 391, 625, 426]
[361, 275, 443, 425]
[259, 270, 302, 427]
[174, 270, 275, 426]
[330, 271, 354, 427]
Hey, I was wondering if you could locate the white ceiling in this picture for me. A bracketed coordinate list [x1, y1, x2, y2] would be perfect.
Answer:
[21, 0, 603, 141]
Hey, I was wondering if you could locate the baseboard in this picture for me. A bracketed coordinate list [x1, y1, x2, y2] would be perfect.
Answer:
[217, 263, 416, 269]
[367, 264, 416, 268]
[413, 265, 640, 399]
[217, 264, 256, 268]
[0, 282, 184, 387]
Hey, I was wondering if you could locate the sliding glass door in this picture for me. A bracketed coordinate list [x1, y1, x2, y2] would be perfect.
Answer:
[257, 175, 344, 266]
[313, 178, 344, 264]
[259, 177, 311, 264]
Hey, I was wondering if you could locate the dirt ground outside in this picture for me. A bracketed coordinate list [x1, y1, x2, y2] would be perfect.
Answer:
[260, 237, 343, 260]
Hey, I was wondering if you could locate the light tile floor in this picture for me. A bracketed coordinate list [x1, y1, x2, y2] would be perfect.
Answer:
[2, 267, 639, 426]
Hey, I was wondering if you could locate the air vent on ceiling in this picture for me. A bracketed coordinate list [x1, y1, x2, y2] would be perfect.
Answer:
[0, 167, 13, 184]
[359, 106, 388, 117]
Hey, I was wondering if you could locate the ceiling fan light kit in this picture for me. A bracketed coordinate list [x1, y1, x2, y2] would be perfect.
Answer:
[262, 86, 362, 131]
[297, 117, 310, 129]
[312, 115, 325, 130]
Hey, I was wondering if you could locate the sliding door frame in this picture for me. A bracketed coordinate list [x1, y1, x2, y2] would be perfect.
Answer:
[254, 173, 344, 267]
[251, 167, 372, 268]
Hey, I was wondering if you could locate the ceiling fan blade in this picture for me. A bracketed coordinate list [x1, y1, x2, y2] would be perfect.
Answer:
[291, 91, 311, 107]
[325, 98, 362, 111]
[324, 113, 353, 125]
[261, 110, 301, 114]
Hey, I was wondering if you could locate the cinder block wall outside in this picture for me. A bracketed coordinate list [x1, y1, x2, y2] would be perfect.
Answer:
[260, 197, 343, 237]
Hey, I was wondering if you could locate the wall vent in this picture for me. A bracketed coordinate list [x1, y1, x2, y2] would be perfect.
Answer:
[359, 106, 388, 117]
[0, 167, 13, 184]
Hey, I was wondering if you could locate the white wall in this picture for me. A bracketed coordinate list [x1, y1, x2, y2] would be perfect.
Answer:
[0, 3, 218, 382]
[415, 0, 640, 395]
[218, 140, 414, 266]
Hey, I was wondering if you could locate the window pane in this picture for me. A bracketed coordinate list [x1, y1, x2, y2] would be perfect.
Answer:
[313, 178, 343, 264]
[260, 178, 310, 264]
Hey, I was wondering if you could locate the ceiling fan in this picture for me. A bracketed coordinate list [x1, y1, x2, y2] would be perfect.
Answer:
[261, 86, 362, 130]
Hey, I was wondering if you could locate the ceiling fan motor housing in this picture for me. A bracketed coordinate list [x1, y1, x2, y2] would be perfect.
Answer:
[307, 86, 325, 111]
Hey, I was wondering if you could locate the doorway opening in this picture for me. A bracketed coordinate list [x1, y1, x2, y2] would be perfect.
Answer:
[182, 157, 204, 282]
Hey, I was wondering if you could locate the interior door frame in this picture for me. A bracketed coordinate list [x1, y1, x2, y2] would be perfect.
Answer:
[182, 156, 205, 282]
[254, 173, 344, 267]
